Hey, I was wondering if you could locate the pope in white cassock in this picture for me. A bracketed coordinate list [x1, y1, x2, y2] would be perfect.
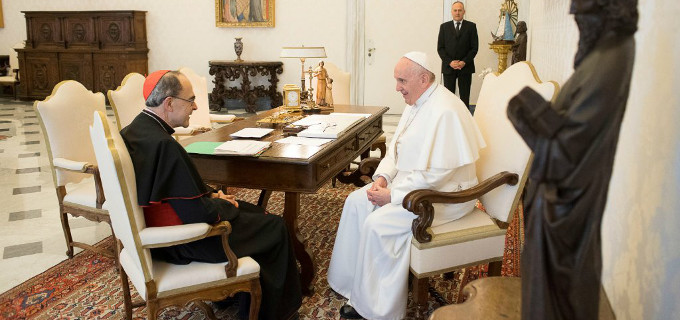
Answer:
[328, 51, 486, 320]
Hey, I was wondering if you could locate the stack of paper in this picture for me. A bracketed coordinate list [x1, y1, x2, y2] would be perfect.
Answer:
[230, 128, 274, 138]
[292, 114, 366, 139]
[214, 140, 271, 156]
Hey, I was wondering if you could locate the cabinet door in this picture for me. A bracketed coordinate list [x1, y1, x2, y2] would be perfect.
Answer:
[25, 53, 60, 98]
[59, 53, 94, 90]
[93, 54, 126, 94]
[63, 16, 97, 50]
[98, 16, 132, 49]
[27, 15, 64, 49]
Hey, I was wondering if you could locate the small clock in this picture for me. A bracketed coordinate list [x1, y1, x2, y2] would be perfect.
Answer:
[283, 84, 301, 110]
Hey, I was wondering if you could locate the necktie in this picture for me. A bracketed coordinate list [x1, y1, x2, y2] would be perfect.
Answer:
[456, 22, 461, 32]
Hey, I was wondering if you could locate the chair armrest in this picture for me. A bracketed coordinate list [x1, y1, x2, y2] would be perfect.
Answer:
[404, 171, 519, 243]
[357, 157, 381, 176]
[209, 114, 236, 123]
[53, 157, 89, 172]
[139, 223, 213, 247]
[140, 221, 239, 277]
[54, 158, 105, 208]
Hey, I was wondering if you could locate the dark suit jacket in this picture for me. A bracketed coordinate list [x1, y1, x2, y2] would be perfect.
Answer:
[438, 19, 478, 75]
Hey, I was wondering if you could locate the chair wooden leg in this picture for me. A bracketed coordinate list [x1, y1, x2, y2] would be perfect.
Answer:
[147, 302, 158, 320]
[193, 301, 217, 320]
[118, 251, 133, 320]
[59, 207, 74, 259]
[249, 278, 262, 320]
[456, 268, 471, 304]
[488, 260, 503, 277]
[411, 274, 429, 320]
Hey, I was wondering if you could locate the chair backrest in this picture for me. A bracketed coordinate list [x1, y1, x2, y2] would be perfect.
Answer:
[323, 61, 351, 105]
[9, 42, 22, 78]
[35, 80, 107, 188]
[179, 67, 212, 128]
[474, 61, 558, 223]
[108, 72, 146, 130]
[89, 110, 153, 296]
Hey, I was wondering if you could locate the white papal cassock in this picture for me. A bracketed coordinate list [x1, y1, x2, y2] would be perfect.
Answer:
[328, 82, 485, 320]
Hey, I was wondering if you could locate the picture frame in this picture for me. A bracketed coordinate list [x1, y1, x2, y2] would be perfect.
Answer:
[215, 0, 275, 28]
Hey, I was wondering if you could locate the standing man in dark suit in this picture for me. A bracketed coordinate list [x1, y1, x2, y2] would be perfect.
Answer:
[438, 1, 478, 111]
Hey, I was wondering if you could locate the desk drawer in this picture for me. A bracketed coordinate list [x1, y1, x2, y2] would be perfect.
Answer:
[316, 138, 356, 180]
[357, 120, 382, 151]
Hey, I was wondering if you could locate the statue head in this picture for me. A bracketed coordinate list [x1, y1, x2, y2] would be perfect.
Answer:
[571, 0, 638, 67]
[516, 21, 527, 34]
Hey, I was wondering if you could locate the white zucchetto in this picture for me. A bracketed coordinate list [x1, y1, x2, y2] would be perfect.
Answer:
[403, 51, 435, 74]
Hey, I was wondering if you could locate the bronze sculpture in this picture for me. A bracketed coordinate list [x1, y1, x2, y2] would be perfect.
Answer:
[511, 21, 527, 64]
[507, 0, 638, 318]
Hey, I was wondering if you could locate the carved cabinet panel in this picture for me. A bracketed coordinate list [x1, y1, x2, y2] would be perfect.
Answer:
[23, 53, 59, 98]
[16, 11, 148, 100]
[59, 53, 94, 89]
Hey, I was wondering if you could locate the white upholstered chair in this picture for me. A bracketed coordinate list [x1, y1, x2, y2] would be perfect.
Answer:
[89, 111, 261, 320]
[321, 61, 351, 106]
[360, 62, 558, 319]
[108, 72, 146, 130]
[0, 43, 22, 100]
[177, 67, 235, 137]
[34, 80, 114, 259]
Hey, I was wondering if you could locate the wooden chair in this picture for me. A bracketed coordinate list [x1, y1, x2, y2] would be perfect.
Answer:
[0, 43, 22, 100]
[361, 61, 558, 319]
[34, 80, 114, 259]
[108, 72, 146, 130]
[89, 110, 262, 320]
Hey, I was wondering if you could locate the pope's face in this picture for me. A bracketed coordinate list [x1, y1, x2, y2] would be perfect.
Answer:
[168, 75, 197, 128]
[394, 58, 426, 106]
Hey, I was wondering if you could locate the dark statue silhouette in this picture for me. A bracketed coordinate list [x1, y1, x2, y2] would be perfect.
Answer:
[507, 0, 638, 318]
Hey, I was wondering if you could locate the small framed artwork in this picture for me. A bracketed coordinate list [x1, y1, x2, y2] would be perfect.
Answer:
[216, 0, 275, 28]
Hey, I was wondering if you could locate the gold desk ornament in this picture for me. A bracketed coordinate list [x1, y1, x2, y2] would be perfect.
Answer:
[283, 84, 302, 111]
[489, 41, 514, 73]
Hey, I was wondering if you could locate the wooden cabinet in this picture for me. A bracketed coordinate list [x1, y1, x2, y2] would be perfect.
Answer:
[16, 11, 148, 100]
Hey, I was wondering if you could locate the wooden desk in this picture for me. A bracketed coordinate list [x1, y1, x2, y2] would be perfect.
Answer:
[180, 105, 388, 294]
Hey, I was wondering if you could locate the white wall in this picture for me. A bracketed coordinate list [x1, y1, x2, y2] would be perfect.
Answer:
[0, 0, 347, 94]
[528, 0, 680, 319]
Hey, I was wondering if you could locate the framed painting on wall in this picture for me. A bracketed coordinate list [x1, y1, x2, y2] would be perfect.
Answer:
[216, 0, 275, 27]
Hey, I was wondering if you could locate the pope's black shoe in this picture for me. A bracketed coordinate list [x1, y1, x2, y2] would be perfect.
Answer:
[339, 304, 365, 319]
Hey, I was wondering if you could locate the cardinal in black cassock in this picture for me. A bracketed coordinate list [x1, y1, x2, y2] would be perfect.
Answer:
[120, 70, 301, 320]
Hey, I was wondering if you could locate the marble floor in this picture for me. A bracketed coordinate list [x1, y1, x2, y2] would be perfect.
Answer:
[0, 97, 400, 294]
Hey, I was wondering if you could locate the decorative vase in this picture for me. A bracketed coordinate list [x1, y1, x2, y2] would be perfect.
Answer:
[234, 37, 243, 62]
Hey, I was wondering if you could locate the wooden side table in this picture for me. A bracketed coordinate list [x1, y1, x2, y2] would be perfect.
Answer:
[208, 60, 283, 113]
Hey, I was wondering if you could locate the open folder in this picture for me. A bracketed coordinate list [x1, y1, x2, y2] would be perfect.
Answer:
[185, 140, 271, 156]
[292, 114, 366, 139]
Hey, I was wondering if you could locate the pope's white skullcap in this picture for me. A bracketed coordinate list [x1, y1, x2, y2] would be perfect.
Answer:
[403, 51, 434, 74]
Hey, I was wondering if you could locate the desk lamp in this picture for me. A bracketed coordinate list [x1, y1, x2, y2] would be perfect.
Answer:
[280, 46, 326, 103]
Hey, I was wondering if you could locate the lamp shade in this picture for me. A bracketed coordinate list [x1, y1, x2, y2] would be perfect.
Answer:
[280, 46, 327, 58]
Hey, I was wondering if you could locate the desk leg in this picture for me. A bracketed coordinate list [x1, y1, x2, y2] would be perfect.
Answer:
[284, 192, 316, 295]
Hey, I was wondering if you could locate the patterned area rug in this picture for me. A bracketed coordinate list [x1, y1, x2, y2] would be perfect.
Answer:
[0, 181, 523, 319]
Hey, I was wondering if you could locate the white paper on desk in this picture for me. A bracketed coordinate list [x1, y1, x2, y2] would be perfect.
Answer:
[230, 127, 273, 138]
[292, 114, 365, 139]
[275, 136, 334, 147]
[330, 112, 371, 118]
[214, 140, 271, 156]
